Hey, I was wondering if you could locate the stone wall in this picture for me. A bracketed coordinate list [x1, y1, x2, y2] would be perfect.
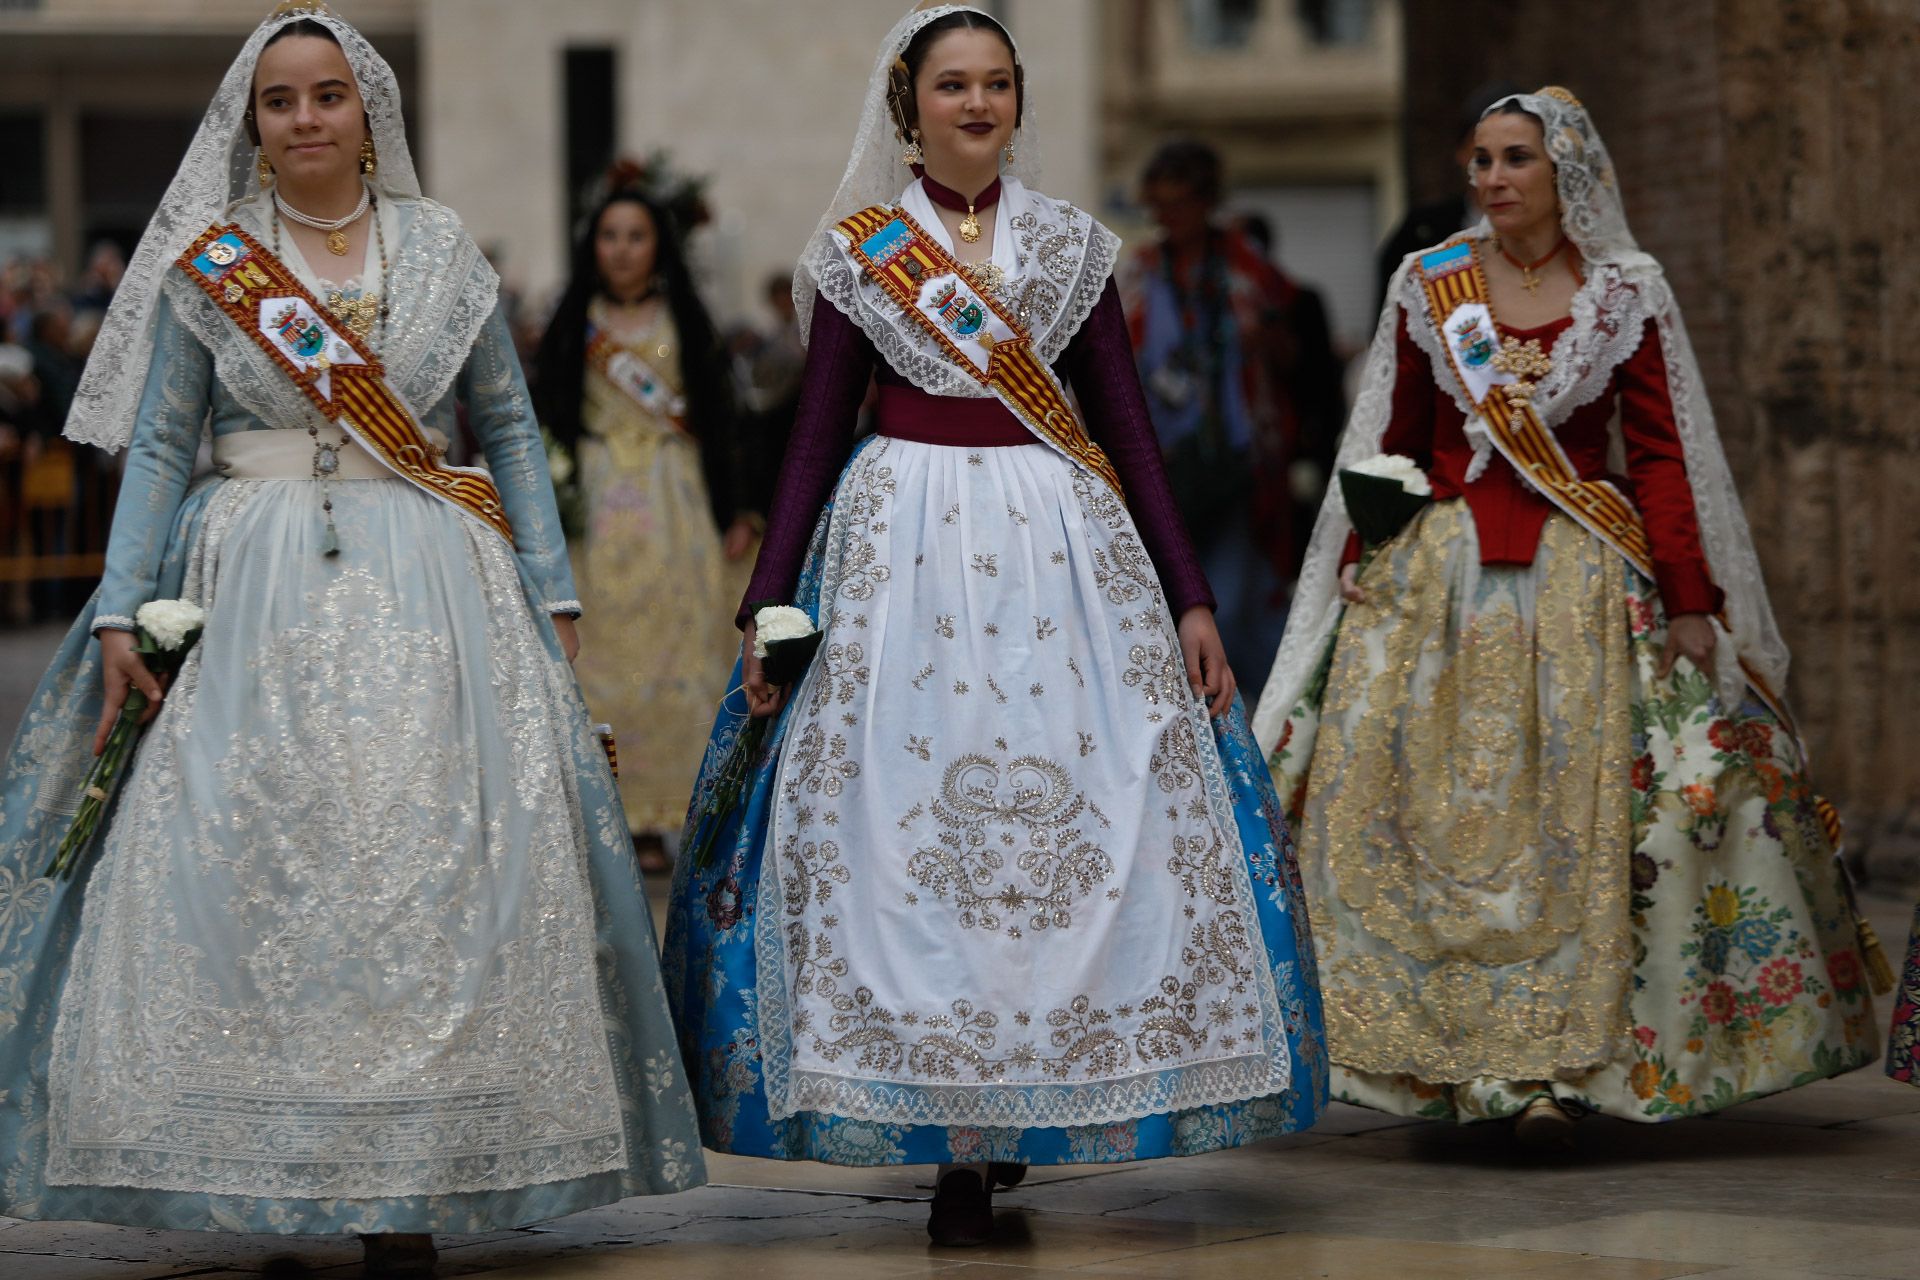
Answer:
[1402, 0, 1920, 884]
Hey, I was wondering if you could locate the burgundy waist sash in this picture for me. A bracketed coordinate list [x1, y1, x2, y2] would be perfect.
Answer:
[875, 381, 1037, 448]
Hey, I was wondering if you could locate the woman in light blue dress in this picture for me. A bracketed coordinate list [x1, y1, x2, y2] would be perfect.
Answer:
[0, 7, 701, 1273]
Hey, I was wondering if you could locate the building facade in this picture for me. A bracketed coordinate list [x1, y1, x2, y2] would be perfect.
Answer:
[1099, 0, 1402, 353]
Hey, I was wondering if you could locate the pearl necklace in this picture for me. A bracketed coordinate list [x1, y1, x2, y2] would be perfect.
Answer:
[274, 181, 371, 256]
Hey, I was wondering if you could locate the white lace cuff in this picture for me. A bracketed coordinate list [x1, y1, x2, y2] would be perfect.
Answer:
[546, 600, 583, 618]
[92, 614, 137, 634]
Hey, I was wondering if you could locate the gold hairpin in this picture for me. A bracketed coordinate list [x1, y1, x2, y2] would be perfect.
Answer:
[1537, 85, 1584, 109]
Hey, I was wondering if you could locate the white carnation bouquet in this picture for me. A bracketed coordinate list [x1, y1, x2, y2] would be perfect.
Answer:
[46, 598, 206, 879]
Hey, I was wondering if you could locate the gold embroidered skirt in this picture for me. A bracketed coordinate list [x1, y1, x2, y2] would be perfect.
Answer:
[1297, 500, 1634, 1082]
[570, 388, 734, 836]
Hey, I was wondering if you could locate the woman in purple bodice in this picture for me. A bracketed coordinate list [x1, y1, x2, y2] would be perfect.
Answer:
[663, 4, 1327, 1250]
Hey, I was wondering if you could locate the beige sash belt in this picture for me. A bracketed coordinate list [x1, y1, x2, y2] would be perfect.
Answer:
[213, 426, 452, 481]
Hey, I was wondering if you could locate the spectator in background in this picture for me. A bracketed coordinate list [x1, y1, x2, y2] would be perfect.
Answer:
[728, 269, 807, 521]
[24, 304, 80, 432]
[1119, 139, 1299, 705]
[1375, 79, 1521, 308]
[1230, 209, 1346, 576]
[70, 240, 126, 318]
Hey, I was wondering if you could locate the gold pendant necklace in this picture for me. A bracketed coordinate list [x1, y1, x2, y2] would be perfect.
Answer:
[959, 204, 982, 243]
[325, 228, 350, 257]
[1495, 235, 1565, 295]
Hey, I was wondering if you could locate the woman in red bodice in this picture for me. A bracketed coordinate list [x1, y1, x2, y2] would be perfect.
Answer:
[1252, 87, 1880, 1147]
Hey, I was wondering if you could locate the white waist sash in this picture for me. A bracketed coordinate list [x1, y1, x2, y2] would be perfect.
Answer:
[213, 426, 452, 481]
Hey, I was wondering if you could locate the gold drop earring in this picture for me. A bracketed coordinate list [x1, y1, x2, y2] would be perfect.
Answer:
[257, 149, 274, 189]
[1003, 139, 1016, 166]
[902, 128, 924, 166]
[359, 136, 378, 176]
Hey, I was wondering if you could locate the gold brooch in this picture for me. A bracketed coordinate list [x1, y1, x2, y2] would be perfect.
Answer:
[960, 260, 1007, 299]
[1492, 336, 1553, 403]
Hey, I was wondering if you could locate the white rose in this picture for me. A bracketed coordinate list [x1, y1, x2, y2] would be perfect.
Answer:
[135, 599, 206, 651]
[752, 605, 817, 658]
[1348, 452, 1431, 497]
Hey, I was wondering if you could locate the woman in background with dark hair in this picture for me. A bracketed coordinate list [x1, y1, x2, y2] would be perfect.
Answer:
[538, 177, 753, 871]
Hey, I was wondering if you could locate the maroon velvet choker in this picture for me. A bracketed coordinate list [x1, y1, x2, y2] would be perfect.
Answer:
[912, 167, 1001, 243]
[914, 168, 1002, 214]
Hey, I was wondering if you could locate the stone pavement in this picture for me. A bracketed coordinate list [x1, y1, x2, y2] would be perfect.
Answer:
[3, 622, 1918, 1279]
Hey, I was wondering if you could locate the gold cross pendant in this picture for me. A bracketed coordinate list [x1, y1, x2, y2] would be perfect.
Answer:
[1519, 267, 1543, 294]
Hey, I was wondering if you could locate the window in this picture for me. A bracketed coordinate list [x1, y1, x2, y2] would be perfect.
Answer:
[564, 46, 618, 238]
[0, 114, 45, 213]
[1185, 0, 1262, 50]
[1296, 0, 1375, 45]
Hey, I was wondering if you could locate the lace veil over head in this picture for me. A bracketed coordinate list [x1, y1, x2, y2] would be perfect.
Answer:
[1251, 87, 1792, 751]
[64, 2, 423, 453]
[793, 2, 1044, 340]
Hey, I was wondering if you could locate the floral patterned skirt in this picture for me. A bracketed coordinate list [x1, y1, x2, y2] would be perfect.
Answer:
[1888, 905, 1920, 1084]
[664, 438, 1329, 1165]
[1270, 502, 1879, 1123]
[571, 411, 734, 835]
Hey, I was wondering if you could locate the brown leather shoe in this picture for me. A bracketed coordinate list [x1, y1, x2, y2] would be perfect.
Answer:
[987, 1161, 1027, 1190]
[1514, 1095, 1577, 1150]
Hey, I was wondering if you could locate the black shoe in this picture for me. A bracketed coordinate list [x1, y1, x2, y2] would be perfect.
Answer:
[360, 1233, 438, 1278]
[927, 1169, 994, 1247]
[987, 1162, 1027, 1191]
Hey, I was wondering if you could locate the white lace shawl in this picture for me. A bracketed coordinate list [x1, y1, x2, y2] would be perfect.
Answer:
[794, 2, 1116, 377]
[1251, 90, 1792, 751]
[65, 7, 495, 451]
[159, 194, 499, 431]
[808, 176, 1117, 400]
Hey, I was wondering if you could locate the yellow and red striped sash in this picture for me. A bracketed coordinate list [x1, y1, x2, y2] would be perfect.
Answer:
[176, 222, 514, 545]
[1412, 239, 1802, 735]
[834, 205, 1124, 499]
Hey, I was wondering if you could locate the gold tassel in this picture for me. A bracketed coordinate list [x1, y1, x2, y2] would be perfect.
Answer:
[1856, 916, 1898, 996]
[1818, 793, 1896, 995]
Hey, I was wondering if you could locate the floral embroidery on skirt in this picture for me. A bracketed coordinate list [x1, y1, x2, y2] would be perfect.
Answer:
[1271, 500, 1878, 1122]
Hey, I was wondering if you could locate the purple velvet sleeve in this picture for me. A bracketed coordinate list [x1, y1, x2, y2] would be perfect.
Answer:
[1057, 280, 1217, 616]
[737, 300, 875, 625]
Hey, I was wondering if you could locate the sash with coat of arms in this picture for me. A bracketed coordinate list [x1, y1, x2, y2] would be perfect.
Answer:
[175, 222, 515, 544]
[832, 205, 1124, 499]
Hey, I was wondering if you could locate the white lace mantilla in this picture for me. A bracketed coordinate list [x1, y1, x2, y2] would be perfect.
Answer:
[65, 8, 431, 453]
[804, 176, 1118, 402]
[161, 195, 497, 436]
